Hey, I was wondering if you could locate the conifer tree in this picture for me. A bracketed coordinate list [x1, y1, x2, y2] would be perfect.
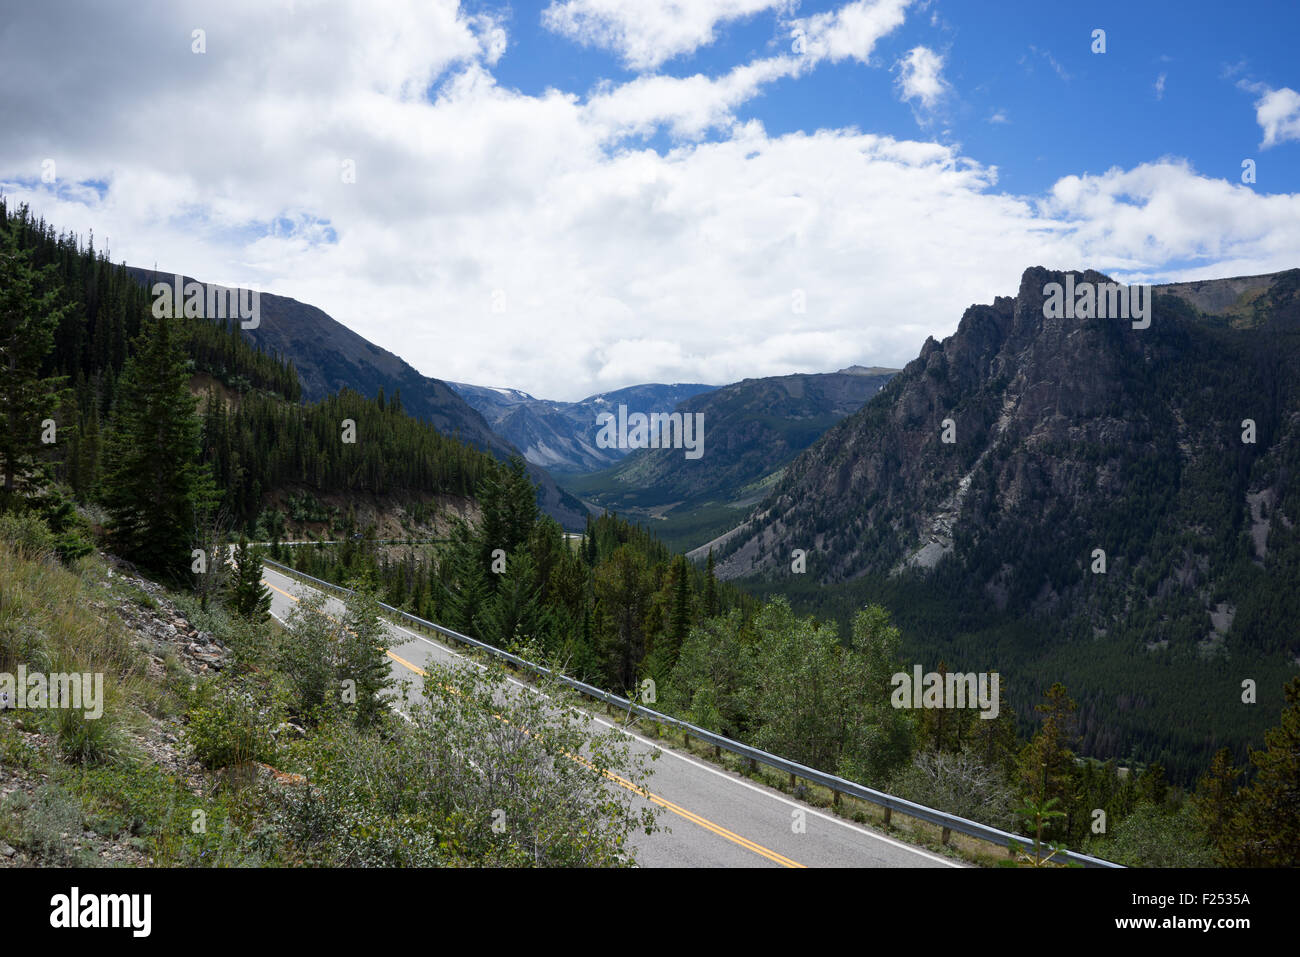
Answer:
[477, 549, 552, 653]
[1221, 676, 1300, 866]
[1017, 683, 1080, 840]
[594, 545, 650, 690]
[229, 535, 271, 621]
[664, 554, 692, 670]
[1192, 747, 1241, 858]
[443, 525, 493, 639]
[101, 310, 215, 579]
[703, 548, 719, 617]
[0, 224, 72, 502]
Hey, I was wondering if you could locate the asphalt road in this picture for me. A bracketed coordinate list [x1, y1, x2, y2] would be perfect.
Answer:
[261, 563, 961, 869]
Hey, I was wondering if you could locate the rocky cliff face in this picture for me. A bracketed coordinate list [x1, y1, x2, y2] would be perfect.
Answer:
[715, 266, 1300, 639]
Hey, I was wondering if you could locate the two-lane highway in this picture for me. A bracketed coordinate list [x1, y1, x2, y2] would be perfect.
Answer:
[261, 563, 961, 869]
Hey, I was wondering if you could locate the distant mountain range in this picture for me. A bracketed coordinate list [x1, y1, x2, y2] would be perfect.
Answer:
[125, 267, 588, 529]
[448, 381, 718, 473]
[562, 366, 898, 552]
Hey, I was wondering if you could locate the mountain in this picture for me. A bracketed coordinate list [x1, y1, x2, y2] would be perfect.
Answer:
[125, 267, 588, 529]
[563, 367, 897, 553]
[448, 380, 718, 473]
[706, 265, 1300, 779]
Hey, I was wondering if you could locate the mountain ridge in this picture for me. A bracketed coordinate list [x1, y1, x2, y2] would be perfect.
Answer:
[125, 267, 588, 529]
[448, 380, 719, 473]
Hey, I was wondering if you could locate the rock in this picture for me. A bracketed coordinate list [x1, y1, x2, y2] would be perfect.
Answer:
[1, 844, 15, 858]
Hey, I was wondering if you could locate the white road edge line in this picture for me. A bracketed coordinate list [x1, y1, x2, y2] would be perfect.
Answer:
[265, 567, 962, 868]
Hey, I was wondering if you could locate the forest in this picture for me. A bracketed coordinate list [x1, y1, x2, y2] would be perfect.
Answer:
[3, 198, 1297, 867]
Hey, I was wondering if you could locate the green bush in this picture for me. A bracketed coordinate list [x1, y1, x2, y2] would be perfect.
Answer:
[1086, 801, 1216, 867]
[0, 511, 57, 561]
[185, 679, 279, 770]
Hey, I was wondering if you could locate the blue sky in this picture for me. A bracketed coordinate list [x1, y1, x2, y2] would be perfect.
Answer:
[2, 0, 1298, 399]
[490, 0, 1300, 196]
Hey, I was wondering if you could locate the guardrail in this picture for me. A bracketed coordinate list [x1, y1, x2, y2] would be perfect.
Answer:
[263, 557, 1123, 868]
[251, 539, 453, 547]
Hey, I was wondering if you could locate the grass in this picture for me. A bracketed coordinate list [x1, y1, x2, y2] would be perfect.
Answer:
[270, 562, 1006, 868]
[0, 532, 280, 866]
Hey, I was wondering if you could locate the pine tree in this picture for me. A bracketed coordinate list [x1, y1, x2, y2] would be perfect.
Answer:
[594, 545, 650, 691]
[1017, 683, 1080, 841]
[1221, 676, 1300, 866]
[703, 548, 719, 617]
[443, 525, 493, 638]
[966, 679, 1018, 776]
[1192, 747, 1241, 857]
[0, 224, 72, 502]
[664, 554, 692, 670]
[229, 535, 271, 621]
[477, 549, 551, 652]
[101, 310, 216, 579]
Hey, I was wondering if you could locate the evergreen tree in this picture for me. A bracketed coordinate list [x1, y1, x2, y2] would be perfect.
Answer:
[703, 548, 719, 617]
[102, 311, 216, 579]
[101, 311, 216, 578]
[0, 223, 72, 501]
[1192, 747, 1241, 858]
[442, 523, 493, 638]
[1221, 676, 1300, 866]
[477, 549, 551, 652]
[1017, 683, 1080, 841]
[594, 545, 650, 690]
[664, 554, 692, 670]
[476, 456, 538, 576]
[965, 680, 1018, 776]
[229, 535, 271, 621]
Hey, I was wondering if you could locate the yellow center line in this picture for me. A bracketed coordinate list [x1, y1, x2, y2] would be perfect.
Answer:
[262, 573, 805, 868]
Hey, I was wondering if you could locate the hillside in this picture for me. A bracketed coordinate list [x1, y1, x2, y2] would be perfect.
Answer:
[711, 266, 1300, 779]
[449, 380, 718, 473]
[564, 367, 897, 553]
[125, 268, 587, 529]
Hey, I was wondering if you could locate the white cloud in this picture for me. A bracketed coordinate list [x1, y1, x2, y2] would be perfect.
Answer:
[988, 109, 1009, 124]
[1155, 72, 1167, 100]
[583, 55, 806, 140]
[542, 0, 791, 71]
[1, 0, 1296, 404]
[896, 46, 948, 111]
[1041, 160, 1300, 273]
[1244, 83, 1300, 148]
[788, 0, 911, 65]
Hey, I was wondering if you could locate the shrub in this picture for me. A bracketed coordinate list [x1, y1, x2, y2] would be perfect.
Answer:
[0, 511, 57, 561]
[20, 782, 87, 865]
[887, 746, 1018, 831]
[185, 679, 279, 770]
